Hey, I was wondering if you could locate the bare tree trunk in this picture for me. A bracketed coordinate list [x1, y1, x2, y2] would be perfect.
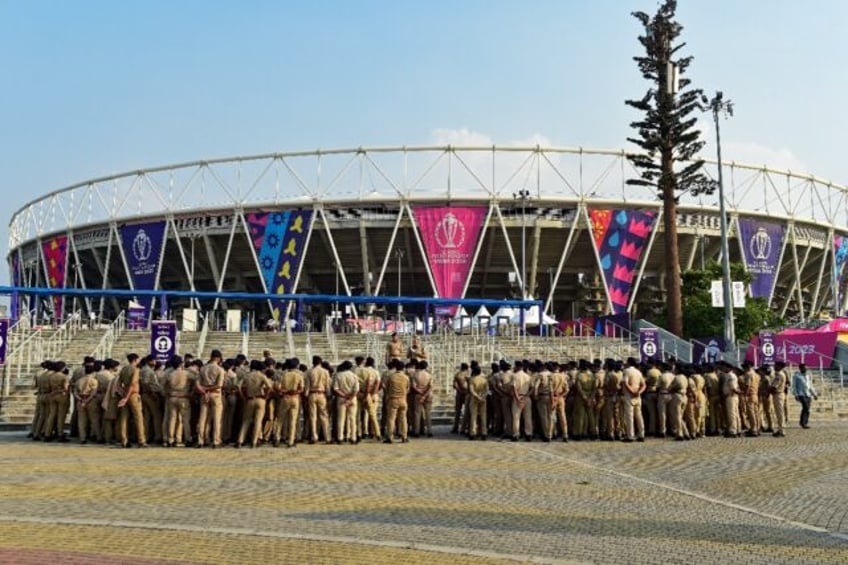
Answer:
[662, 153, 683, 337]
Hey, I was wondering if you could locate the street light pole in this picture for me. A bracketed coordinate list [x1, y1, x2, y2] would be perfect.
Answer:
[706, 91, 736, 360]
[514, 189, 530, 336]
[396, 248, 405, 326]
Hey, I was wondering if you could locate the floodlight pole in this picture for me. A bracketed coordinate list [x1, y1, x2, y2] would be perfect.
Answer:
[708, 91, 736, 361]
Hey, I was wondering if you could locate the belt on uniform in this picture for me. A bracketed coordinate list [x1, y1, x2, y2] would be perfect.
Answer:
[309, 390, 325, 394]
[169, 393, 189, 398]
[281, 391, 301, 396]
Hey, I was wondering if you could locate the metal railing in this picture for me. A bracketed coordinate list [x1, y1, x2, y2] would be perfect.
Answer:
[326, 320, 339, 362]
[196, 315, 210, 358]
[90, 312, 127, 360]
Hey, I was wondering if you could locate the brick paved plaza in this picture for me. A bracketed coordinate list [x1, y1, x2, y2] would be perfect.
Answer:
[0, 422, 847, 565]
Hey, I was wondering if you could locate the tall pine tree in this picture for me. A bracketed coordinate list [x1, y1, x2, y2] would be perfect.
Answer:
[626, 0, 714, 336]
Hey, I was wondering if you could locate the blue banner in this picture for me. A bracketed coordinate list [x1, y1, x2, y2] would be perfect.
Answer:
[150, 320, 177, 364]
[120, 221, 167, 325]
[0, 319, 8, 365]
[639, 327, 661, 363]
[692, 336, 725, 365]
[739, 219, 785, 300]
[759, 330, 776, 365]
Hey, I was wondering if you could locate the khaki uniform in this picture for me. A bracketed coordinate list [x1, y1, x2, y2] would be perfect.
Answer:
[140, 365, 164, 444]
[759, 371, 774, 432]
[770, 369, 788, 435]
[411, 369, 433, 437]
[550, 370, 568, 440]
[97, 370, 118, 443]
[467, 373, 489, 438]
[643, 367, 661, 436]
[42, 370, 70, 439]
[196, 362, 225, 447]
[499, 370, 514, 437]
[703, 371, 722, 435]
[334, 370, 360, 442]
[656, 371, 675, 437]
[407, 340, 426, 362]
[356, 366, 381, 440]
[722, 370, 741, 436]
[69, 366, 86, 438]
[511, 370, 533, 439]
[306, 366, 331, 443]
[601, 370, 622, 440]
[691, 373, 707, 437]
[669, 373, 689, 439]
[117, 364, 146, 446]
[573, 370, 596, 439]
[385, 370, 410, 442]
[621, 367, 645, 441]
[164, 367, 192, 446]
[275, 369, 304, 447]
[31, 369, 51, 439]
[452, 370, 469, 434]
[75, 373, 100, 442]
[740, 369, 761, 436]
[222, 369, 241, 444]
[533, 370, 553, 441]
[238, 370, 272, 447]
[385, 338, 404, 365]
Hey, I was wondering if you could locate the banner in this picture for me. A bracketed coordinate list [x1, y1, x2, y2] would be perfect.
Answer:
[589, 209, 656, 314]
[120, 221, 167, 325]
[747, 330, 838, 367]
[759, 330, 776, 365]
[833, 235, 848, 313]
[739, 219, 785, 299]
[413, 207, 487, 302]
[150, 320, 177, 364]
[246, 209, 313, 320]
[0, 319, 8, 365]
[42, 235, 68, 320]
[10, 254, 21, 322]
[127, 305, 147, 330]
[639, 327, 661, 363]
[692, 336, 725, 365]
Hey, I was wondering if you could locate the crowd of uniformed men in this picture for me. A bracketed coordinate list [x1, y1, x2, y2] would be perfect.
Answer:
[28, 332, 808, 448]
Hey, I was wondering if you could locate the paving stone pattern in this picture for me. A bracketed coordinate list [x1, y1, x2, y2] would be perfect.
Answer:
[0, 423, 846, 564]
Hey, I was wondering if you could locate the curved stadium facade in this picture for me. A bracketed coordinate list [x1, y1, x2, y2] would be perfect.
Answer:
[7, 146, 848, 328]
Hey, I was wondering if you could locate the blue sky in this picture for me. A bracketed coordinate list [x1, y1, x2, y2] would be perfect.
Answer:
[1, 0, 846, 283]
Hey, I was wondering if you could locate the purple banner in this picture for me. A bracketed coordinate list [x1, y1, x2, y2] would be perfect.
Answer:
[127, 306, 147, 330]
[639, 327, 661, 363]
[692, 336, 725, 365]
[759, 330, 776, 365]
[150, 320, 177, 364]
[120, 221, 167, 323]
[589, 209, 656, 314]
[0, 319, 8, 365]
[739, 219, 785, 299]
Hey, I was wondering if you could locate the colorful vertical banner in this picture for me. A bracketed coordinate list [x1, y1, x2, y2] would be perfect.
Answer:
[10, 254, 21, 322]
[413, 206, 487, 302]
[589, 209, 656, 314]
[738, 219, 785, 299]
[246, 209, 312, 320]
[639, 327, 661, 363]
[833, 235, 848, 313]
[41, 235, 69, 320]
[759, 330, 776, 365]
[150, 320, 177, 364]
[0, 318, 8, 365]
[127, 305, 146, 330]
[692, 336, 725, 364]
[120, 221, 167, 325]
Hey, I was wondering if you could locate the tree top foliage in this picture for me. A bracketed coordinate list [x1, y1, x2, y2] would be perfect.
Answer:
[626, 0, 714, 201]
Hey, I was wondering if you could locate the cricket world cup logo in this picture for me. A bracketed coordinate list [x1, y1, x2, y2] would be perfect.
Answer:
[750, 227, 772, 261]
[434, 212, 466, 250]
[132, 229, 152, 262]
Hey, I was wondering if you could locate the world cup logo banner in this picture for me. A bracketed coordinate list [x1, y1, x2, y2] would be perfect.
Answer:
[639, 327, 661, 363]
[739, 219, 785, 300]
[120, 221, 167, 323]
[413, 207, 487, 302]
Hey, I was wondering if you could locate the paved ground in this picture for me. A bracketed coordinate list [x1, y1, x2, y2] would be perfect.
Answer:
[0, 422, 847, 564]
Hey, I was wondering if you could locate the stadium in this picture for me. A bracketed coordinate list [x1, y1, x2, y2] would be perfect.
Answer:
[7, 145, 848, 332]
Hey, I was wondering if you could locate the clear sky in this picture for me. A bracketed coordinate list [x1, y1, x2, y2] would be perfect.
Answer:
[1, 0, 846, 284]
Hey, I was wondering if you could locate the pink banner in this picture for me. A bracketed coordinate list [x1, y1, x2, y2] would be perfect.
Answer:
[746, 330, 838, 366]
[413, 206, 487, 299]
[816, 318, 848, 333]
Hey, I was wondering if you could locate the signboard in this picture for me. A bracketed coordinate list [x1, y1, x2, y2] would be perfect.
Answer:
[0, 319, 8, 365]
[127, 305, 147, 330]
[731, 281, 746, 308]
[150, 320, 177, 364]
[711, 280, 746, 308]
[759, 330, 776, 365]
[639, 327, 661, 363]
[710, 280, 724, 307]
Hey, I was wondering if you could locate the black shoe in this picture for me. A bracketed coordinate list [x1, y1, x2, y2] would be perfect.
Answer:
[401, 438, 409, 443]
[383, 439, 392, 444]
[637, 437, 645, 442]
[468, 435, 475, 440]
[427, 433, 433, 438]
[480, 435, 487, 441]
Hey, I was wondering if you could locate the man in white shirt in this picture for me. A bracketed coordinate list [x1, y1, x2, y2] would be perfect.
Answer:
[791, 363, 818, 429]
